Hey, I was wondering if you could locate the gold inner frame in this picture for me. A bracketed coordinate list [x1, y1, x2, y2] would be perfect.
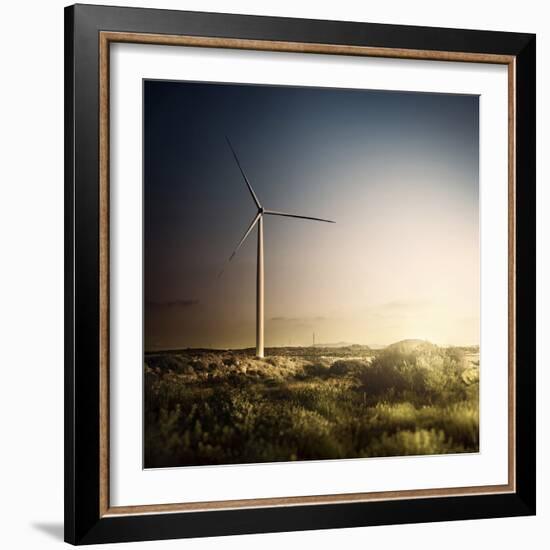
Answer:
[98, 31, 516, 517]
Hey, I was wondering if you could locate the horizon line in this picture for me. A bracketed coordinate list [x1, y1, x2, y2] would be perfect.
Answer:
[144, 340, 481, 354]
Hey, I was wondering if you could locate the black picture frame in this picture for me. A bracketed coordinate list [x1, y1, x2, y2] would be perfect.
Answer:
[65, 3, 536, 545]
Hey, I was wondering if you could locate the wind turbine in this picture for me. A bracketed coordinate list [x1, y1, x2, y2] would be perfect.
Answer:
[221, 136, 335, 358]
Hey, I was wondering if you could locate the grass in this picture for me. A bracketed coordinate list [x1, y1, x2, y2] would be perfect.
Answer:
[144, 343, 479, 468]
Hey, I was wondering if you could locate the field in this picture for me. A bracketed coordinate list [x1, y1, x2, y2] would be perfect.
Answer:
[144, 340, 479, 468]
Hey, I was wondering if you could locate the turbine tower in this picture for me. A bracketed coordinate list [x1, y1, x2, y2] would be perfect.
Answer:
[221, 136, 335, 358]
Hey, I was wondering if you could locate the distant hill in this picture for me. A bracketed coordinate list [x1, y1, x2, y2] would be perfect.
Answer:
[385, 339, 437, 354]
[312, 342, 358, 349]
[367, 344, 388, 350]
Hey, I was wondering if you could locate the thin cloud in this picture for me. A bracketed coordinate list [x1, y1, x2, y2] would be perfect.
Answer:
[147, 299, 199, 308]
[378, 300, 431, 311]
[270, 316, 326, 322]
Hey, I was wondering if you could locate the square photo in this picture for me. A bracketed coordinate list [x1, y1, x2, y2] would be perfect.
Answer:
[143, 80, 480, 469]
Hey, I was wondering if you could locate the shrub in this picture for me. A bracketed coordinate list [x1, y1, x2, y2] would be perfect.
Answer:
[359, 346, 472, 404]
[143, 348, 479, 467]
[329, 359, 369, 376]
[191, 359, 207, 371]
[365, 429, 452, 457]
[303, 362, 330, 377]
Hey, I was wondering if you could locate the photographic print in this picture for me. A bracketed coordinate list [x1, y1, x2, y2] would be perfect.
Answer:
[143, 80, 480, 469]
[66, 7, 536, 542]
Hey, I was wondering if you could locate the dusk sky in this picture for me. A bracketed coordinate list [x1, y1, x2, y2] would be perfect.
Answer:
[144, 80, 479, 351]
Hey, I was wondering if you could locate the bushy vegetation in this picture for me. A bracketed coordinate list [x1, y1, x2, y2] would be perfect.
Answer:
[144, 342, 479, 468]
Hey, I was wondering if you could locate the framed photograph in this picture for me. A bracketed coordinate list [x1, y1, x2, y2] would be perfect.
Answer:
[64, 4, 536, 545]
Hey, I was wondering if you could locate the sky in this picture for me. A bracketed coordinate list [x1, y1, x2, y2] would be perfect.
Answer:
[144, 80, 479, 351]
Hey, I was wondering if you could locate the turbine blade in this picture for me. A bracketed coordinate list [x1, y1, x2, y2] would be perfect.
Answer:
[264, 210, 335, 224]
[225, 136, 262, 209]
[218, 212, 262, 277]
